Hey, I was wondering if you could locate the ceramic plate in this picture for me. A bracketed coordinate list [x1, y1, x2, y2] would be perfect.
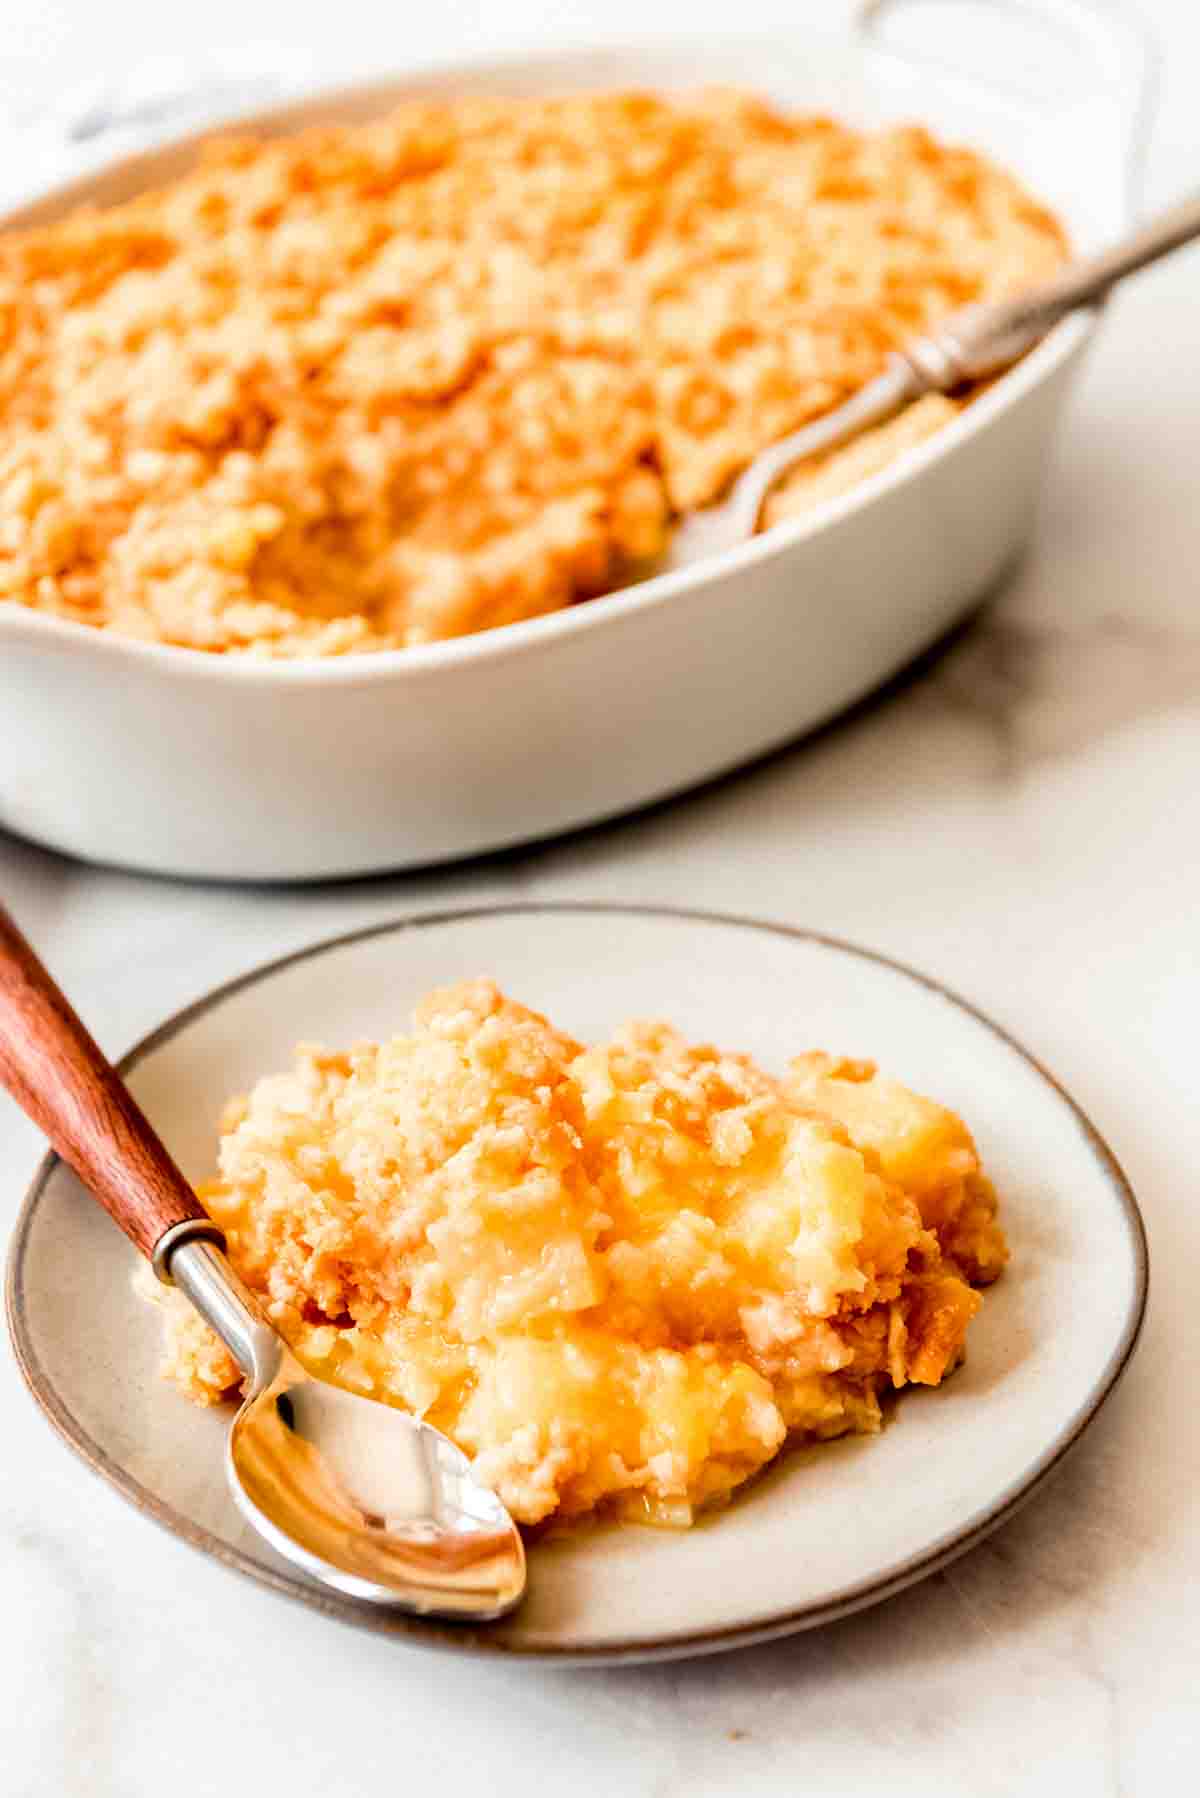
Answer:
[6, 906, 1147, 1663]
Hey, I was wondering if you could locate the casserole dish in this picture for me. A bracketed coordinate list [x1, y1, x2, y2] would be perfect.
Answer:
[0, 2, 1152, 880]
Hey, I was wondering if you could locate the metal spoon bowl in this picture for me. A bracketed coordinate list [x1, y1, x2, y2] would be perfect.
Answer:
[169, 1234, 526, 1617]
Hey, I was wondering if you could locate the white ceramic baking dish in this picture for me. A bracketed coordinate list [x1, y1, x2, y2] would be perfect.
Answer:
[0, 3, 1152, 880]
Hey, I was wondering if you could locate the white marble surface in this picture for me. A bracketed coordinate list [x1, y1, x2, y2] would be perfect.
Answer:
[1, 1, 1198, 1791]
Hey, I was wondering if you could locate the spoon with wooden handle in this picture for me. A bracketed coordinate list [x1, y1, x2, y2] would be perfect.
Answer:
[0, 904, 526, 1620]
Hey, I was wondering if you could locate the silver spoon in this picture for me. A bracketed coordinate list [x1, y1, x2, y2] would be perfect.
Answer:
[667, 187, 1200, 569]
[0, 904, 526, 1622]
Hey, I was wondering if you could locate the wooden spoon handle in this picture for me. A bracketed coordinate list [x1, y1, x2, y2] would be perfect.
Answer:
[0, 903, 211, 1263]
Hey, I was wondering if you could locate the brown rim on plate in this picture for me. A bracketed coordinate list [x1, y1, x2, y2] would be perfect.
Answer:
[4, 903, 1149, 1663]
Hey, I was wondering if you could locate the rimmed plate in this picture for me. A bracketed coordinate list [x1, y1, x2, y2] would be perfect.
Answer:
[6, 905, 1147, 1663]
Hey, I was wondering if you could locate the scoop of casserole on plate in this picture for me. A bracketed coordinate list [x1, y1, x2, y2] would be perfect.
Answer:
[142, 979, 1006, 1527]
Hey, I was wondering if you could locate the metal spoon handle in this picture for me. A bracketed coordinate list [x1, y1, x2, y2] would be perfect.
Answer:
[729, 187, 1200, 537]
[0, 903, 223, 1269]
[906, 188, 1200, 386]
[1029, 188, 1200, 315]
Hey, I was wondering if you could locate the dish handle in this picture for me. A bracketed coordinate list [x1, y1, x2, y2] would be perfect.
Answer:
[856, 0, 1158, 215]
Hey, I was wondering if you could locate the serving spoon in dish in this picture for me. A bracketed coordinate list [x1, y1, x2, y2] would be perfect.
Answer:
[667, 186, 1200, 570]
[0, 904, 526, 1622]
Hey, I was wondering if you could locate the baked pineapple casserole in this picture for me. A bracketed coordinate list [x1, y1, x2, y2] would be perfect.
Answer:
[0, 90, 1065, 655]
[144, 979, 1007, 1527]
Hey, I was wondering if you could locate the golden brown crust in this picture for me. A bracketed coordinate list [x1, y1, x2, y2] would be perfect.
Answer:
[0, 91, 1065, 654]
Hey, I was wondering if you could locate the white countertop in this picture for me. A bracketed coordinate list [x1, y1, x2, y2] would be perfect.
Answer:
[1, 1, 1197, 1792]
